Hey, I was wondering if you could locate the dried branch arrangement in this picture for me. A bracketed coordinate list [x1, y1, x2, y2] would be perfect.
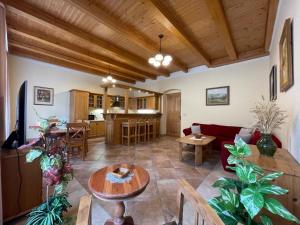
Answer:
[250, 97, 287, 134]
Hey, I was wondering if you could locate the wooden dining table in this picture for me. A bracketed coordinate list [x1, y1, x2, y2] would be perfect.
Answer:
[88, 164, 150, 225]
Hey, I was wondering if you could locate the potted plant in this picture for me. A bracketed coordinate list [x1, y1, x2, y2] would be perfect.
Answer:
[21, 111, 73, 225]
[250, 97, 286, 156]
[209, 138, 300, 225]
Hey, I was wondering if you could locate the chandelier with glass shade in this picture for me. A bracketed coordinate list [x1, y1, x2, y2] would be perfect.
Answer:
[148, 34, 172, 68]
[102, 75, 116, 87]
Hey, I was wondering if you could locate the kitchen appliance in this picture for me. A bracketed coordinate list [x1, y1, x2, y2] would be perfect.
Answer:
[88, 114, 95, 120]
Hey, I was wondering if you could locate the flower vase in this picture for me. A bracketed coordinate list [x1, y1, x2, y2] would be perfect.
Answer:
[256, 133, 277, 156]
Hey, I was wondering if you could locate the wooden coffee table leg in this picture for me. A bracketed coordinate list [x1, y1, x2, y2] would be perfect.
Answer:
[178, 142, 183, 161]
[195, 145, 203, 166]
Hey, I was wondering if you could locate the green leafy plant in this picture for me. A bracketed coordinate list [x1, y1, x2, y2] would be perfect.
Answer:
[26, 194, 71, 225]
[21, 110, 72, 225]
[209, 138, 300, 225]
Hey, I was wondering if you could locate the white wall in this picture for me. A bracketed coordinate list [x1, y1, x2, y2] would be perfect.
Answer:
[269, 0, 300, 162]
[136, 57, 269, 136]
[8, 54, 125, 138]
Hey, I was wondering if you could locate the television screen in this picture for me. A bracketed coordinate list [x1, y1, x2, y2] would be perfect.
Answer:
[17, 81, 27, 147]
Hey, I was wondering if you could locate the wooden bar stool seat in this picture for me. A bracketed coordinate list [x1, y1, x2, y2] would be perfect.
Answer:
[146, 119, 156, 142]
[137, 119, 147, 143]
[121, 119, 137, 146]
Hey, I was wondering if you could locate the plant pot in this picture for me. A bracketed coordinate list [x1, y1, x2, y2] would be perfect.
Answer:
[256, 133, 277, 156]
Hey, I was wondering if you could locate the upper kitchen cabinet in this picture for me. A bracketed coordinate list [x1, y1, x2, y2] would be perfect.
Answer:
[70, 90, 89, 122]
[89, 93, 103, 108]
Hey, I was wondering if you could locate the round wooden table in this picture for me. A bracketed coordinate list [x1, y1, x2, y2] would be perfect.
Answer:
[88, 164, 150, 225]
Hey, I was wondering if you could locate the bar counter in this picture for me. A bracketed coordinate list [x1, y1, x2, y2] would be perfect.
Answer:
[103, 113, 161, 145]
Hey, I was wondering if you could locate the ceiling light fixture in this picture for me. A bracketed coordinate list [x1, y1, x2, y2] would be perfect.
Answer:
[102, 65, 117, 84]
[148, 34, 172, 68]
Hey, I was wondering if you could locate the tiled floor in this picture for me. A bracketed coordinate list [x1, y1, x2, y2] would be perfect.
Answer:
[6, 136, 232, 225]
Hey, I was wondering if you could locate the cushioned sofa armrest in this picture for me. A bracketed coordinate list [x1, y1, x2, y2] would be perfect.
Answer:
[183, 127, 192, 136]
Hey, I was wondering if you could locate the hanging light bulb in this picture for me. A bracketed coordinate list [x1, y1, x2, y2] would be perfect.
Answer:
[153, 61, 161, 67]
[148, 57, 155, 65]
[162, 59, 170, 66]
[112, 84, 116, 88]
[112, 79, 116, 83]
[155, 53, 163, 61]
[164, 55, 173, 62]
[107, 75, 113, 81]
[102, 78, 108, 83]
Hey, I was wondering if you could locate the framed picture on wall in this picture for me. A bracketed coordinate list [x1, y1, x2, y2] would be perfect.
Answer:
[279, 18, 294, 92]
[206, 86, 230, 106]
[34, 86, 54, 106]
[269, 65, 277, 101]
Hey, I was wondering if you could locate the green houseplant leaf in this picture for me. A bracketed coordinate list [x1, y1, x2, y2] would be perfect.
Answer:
[260, 215, 273, 225]
[236, 164, 257, 184]
[240, 186, 264, 218]
[212, 177, 237, 190]
[258, 184, 288, 195]
[259, 172, 283, 183]
[264, 198, 300, 224]
[26, 149, 43, 163]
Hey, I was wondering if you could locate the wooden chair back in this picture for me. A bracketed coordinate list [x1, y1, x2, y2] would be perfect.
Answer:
[66, 122, 87, 142]
[175, 179, 224, 225]
[76, 195, 92, 225]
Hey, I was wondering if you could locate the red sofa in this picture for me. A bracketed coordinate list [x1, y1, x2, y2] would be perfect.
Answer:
[183, 123, 282, 171]
[183, 123, 242, 150]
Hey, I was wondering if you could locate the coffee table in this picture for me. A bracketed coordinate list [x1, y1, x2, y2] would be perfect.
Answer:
[88, 164, 150, 225]
[176, 135, 216, 165]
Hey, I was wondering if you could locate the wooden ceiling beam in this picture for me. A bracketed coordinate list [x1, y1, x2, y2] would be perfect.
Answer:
[9, 41, 140, 83]
[4, 0, 170, 76]
[7, 25, 156, 80]
[64, 0, 189, 72]
[10, 47, 136, 84]
[203, 0, 237, 60]
[147, 0, 210, 66]
[211, 48, 269, 67]
[264, 0, 279, 51]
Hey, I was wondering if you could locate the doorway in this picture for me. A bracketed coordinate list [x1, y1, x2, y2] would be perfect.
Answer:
[166, 92, 181, 137]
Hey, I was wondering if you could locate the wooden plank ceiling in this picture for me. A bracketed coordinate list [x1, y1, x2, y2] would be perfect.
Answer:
[4, 0, 278, 84]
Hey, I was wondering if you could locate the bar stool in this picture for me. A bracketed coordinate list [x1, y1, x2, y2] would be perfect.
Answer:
[121, 119, 137, 146]
[146, 119, 156, 141]
[137, 119, 147, 143]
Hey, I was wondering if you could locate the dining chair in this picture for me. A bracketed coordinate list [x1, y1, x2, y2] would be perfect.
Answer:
[66, 122, 87, 160]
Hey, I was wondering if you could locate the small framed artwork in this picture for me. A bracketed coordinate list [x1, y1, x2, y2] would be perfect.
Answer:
[269, 65, 277, 101]
[206, 86, 230, 106]
[279, 18, 294, 92]
[34, 86, 54, 106]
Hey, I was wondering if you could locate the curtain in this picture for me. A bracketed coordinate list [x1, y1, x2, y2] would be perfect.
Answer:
[0, 2, 9, 143]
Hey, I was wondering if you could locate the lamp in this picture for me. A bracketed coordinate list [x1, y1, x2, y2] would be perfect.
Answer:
[148, 34, 172, 68]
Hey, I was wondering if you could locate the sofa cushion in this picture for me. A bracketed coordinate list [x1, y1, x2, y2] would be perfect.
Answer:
[191, 125, 201, 134]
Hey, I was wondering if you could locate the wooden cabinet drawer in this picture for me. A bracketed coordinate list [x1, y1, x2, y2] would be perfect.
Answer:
[88, 121, 105, 138]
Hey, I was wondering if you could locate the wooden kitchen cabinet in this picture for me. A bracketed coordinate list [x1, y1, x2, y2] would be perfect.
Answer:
[89, 93, 103, 108]
[129, 98, 137, 110]
[88, 121, 105, 138]
[70, 90, 89, 122]
[146, 96, 156, 109]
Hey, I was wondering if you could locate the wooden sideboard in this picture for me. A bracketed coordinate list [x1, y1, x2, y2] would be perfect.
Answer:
[1, 148, 43, 222]
[247, 145, 300, 225]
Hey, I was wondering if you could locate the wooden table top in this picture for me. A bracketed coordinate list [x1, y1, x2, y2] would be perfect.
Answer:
[49, 127, 90, 135]
[88, 164, 150, 201]
[176, 135, 216, 146]
[247, 145, 300, 177]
